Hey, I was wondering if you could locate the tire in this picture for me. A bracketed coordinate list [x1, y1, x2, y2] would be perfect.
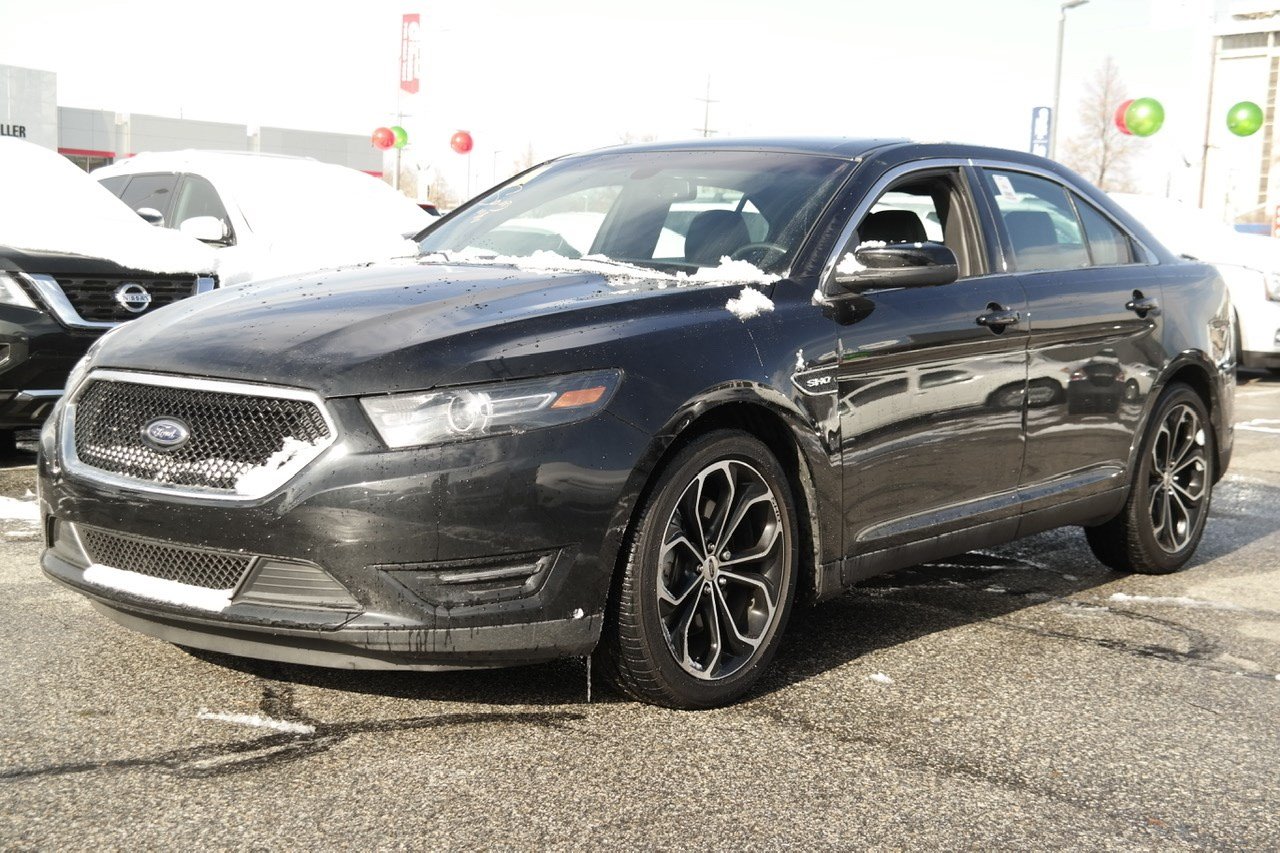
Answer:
[601, 430, 799, 709]
[1085, 383, 1214, 574]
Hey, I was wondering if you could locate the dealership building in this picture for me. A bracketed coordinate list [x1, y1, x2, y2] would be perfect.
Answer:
[0, 63, 381, 175]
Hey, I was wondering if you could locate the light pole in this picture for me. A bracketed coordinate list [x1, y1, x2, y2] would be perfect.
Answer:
[1051, 0, 1090, 160]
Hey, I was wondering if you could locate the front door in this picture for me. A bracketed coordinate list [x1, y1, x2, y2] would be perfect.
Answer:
[831, 167, 1029, 564]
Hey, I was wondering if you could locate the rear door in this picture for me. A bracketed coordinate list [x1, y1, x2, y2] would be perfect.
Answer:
[976, 167, 1162, 511]
[830, 165, 1029, 560]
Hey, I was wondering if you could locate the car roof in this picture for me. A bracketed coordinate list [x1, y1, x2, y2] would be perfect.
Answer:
[93, 149, 324, 178]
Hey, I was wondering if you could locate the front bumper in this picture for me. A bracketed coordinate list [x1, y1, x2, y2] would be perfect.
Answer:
[39, 405, 649, 668]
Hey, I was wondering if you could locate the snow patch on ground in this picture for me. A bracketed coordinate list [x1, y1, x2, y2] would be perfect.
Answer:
[235, 437, 325, 496]
[82, 564, 231, 612]
[1108, 592, 1244, 612]
[725, 287, 774, 321]
[197, 710, 315, 735]
[868, 672, 895, 685]
[0, 495, 40, 524]
[0, 138, 214, 274]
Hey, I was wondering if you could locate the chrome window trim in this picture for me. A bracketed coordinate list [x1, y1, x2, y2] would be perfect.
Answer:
[23, 273, 213, 330]
[818, 157, 1160, 289]
[60, 369, 338, 503]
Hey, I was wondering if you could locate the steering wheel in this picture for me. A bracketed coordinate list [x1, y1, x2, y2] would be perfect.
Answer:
[730, 242, 787, 263]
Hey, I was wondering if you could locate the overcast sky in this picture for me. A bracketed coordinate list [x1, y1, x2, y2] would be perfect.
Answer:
[0, 0, 1228, 197]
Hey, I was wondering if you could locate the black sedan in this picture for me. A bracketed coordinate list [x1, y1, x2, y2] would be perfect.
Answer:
[37, 139, 1235, 709]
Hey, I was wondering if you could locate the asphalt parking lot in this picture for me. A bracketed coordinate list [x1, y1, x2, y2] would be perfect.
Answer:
[1, 373, 1277, 850]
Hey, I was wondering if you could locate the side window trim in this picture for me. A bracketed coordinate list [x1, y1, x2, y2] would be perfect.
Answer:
[1065, 190, 1138, 268]
[969, 160, 1157, 268]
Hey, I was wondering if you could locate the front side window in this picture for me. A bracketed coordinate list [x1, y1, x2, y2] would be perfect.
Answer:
[982, 169, 1089, 272]
[419, 151, 854, 274]
[118, 173, 178, 218]
[170, 174, 233, 241]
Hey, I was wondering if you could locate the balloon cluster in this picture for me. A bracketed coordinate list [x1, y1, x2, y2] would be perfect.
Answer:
[371, 125, 409, 150]
[1114, 98, 1164, 137]
[1110, 97, 1265, 138]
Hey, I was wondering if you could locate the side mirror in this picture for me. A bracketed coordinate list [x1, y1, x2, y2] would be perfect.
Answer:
[834, 241, 958, 290]
[179, 216, 230, 245]
[136, 207, 165, 227]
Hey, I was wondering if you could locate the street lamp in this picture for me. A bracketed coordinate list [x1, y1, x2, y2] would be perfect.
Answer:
[1050, 0, 1090, 160]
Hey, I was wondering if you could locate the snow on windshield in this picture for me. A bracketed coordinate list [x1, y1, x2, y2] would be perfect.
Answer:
[0, 139, 214, 273]
[420, 249, 781, 285]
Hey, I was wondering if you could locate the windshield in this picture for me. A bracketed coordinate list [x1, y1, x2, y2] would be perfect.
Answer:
[418, 150, 853, 275]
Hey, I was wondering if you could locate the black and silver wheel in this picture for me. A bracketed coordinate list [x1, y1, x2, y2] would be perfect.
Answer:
[1085, 383, 1214, 574]
[602, 430, 798, 708]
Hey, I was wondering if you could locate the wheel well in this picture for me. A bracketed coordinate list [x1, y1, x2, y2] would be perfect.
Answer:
[1162, 363, 1222, 481]
[624, 401, 821, 606]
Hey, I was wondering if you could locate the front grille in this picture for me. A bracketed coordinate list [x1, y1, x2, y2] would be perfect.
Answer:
[71, 376, 332, 493]
[79, 525, 252, 590]
[54, 276, 196, 323]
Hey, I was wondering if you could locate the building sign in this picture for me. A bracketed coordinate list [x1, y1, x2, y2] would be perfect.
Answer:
[1029, 107, 1051, 158]
[1, 124, 27, 138]
[399, 14, 421, 95]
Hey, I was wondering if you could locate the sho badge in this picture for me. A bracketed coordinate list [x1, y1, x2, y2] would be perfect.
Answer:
[142, 418, 190, 451]
[114, 282, 152, 314]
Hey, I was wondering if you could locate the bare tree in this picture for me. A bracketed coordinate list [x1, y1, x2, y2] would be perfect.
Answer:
[514, 141, 538, 172]
[1061, 57, 1141, 191]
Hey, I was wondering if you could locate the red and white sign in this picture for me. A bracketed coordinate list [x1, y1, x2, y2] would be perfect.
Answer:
[399, 13, 421, 95]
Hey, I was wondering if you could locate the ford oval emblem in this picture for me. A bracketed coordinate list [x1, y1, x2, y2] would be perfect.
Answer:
[142, 417, 190, 451]
[114, 282, 153, 314]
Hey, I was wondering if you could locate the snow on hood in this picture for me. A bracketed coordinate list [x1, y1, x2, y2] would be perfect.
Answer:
[419, 249, 781, 286]
[0, 138, 215, 274]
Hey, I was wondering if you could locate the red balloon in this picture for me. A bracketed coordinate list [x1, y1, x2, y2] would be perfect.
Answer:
[451, 130, 474, 154]
[371, 127, 395, 150]
[1114, 99, 1134, 135]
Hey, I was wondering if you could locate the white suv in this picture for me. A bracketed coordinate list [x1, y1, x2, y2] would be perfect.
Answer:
[94, 151, 434, 286]
[1111, 193, 1280, 373]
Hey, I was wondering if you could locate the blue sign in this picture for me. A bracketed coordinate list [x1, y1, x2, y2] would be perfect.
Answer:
[1030, 107, 1052, 158]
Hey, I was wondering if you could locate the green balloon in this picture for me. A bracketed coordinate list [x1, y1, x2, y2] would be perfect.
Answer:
[1227, 101, 1264, 137]
[1125, 97, 1165, 137]
[390, 125, 409, 148]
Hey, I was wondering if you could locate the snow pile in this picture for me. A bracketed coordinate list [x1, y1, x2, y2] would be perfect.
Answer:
[0, 494, 40, 525]
[725, 287, 775, 321]
[0, 138, 214, 273]
[868, 672, 895, 685]
[836, 240, 887, 276]
[83, 563, 231, 612]
[235, 437, 325, 496]
[421, 249, 780, 286]
[197, 710, 315, 735]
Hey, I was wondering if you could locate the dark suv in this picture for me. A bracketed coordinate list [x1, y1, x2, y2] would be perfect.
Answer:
[38, 139, 1235, 708]
[0, 247, 214, 449]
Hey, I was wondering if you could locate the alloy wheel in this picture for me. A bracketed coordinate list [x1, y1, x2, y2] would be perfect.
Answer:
[1147, 402, 1208, 554]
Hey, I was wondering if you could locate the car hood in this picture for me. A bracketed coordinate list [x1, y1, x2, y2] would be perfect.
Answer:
[90, 258, 744, 396]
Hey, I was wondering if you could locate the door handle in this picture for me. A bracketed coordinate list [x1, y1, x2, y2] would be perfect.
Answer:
[1125, 293, 1160, 316]
[976, 303, 1021, 330]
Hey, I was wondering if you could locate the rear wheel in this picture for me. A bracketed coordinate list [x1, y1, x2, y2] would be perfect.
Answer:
[601, 430, 798, 709]
[1085, 383, 1214, 574]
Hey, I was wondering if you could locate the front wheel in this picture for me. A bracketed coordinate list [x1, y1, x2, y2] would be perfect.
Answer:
[601, 430, 799, 709]
[1085, 383, 1214, 574]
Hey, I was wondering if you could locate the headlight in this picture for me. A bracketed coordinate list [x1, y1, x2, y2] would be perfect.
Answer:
[360, 369, 622, 449]
[0, 272, 38, 310]
[1267, 271, 1280, 302]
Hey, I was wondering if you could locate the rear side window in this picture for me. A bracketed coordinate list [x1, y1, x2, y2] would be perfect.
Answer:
[1074, 197, 1134, 265]
[98, 175, 129, 198]
[118, 173, 178, 217]
[982, 170, 1089, 272]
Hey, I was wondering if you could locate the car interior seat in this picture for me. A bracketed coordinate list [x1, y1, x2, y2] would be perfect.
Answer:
[684, 210, 751, 266]
[858, 209, 928, 244]
[1004, 210, 1088, 270]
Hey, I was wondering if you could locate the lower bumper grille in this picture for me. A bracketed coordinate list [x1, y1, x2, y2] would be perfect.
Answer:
[78, 525, 252, 591]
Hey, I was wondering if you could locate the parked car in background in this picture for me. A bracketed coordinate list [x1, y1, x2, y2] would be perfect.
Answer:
[41, 139, 1233, 708]
[1111, 193, 1280, 373]
[0, 139, 215, 452]
[95, 151, 434, 286]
